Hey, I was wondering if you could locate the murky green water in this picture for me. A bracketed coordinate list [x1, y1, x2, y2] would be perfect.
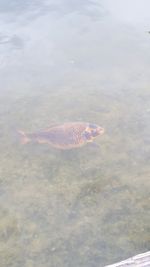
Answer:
[0, 1, 150, 266]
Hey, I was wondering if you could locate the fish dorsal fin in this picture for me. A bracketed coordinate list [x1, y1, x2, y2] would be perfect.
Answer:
[45, 123, 60, 131]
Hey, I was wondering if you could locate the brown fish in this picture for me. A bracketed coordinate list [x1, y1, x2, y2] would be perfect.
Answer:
[18, 122, 104, 150]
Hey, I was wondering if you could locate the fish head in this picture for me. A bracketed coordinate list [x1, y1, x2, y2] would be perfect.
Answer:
[83, 123, 105, 141]
[89, 123, 105, 137]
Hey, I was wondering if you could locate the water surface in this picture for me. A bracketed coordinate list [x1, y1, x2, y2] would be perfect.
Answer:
[0, 1, 150, 266]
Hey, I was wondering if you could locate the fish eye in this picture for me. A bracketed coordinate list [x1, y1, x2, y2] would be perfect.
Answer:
[92, 132, 98, 137]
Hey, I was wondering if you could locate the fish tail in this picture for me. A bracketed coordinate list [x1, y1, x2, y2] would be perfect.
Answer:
[18, 130, 30, 144]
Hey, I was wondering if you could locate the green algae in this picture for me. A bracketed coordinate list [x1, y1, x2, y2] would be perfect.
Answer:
[0, 84, 149, 267]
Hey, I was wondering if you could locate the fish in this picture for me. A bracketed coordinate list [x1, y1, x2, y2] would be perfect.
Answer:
[18, 122, 105, 150]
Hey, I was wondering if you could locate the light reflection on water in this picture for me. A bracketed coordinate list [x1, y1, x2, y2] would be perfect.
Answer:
[0, 1, 150, 266]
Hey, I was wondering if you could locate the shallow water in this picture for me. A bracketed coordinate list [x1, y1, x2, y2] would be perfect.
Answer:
[0, 0, 150, 266]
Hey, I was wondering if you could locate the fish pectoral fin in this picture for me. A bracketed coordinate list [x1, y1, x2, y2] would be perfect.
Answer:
[87, 139, 93, 143]
[45, 123, 59, 131]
